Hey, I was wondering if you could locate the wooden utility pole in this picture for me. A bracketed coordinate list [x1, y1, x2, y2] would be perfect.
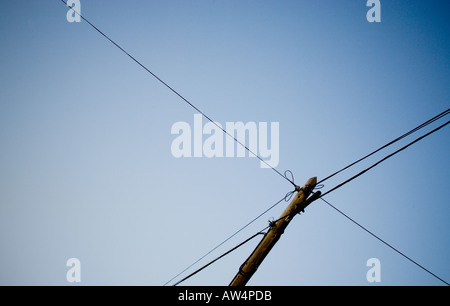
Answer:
[229, 177, 320, 286]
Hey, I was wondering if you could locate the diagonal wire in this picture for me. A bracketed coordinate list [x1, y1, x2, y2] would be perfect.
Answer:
[318, 108, 450, 185]
[314, 118, 450, 285]
[163, 194, 287, 286]
[60, 0, 295, 187]
[320, 196, 449, 286]
[321, 119, 450, 198]
[61, 0, 450, 286]
[170, 189, 316, 286]
[172, 230, 266, 286]
[170, 116, 450, 285]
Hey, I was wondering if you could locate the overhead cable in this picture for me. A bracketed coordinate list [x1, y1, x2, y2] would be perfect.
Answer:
[60, 0, 296, 187]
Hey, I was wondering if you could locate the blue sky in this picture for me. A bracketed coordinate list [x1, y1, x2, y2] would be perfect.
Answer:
[0, 0, 449, 285]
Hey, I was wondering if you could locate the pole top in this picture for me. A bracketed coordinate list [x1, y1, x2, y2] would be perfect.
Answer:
[305, 176, 317, 187]
[294, 177, 317, 192]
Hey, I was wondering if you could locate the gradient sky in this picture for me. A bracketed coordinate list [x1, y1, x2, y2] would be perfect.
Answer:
[1, 0, 449, 286]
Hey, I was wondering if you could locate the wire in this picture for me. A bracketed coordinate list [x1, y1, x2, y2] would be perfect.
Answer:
[321, 119, 450, 198]
[172, 231, 266, 286]
[320, 197, 449, 286]
[60, 0, 296, 188]
[60, 1, 308, 285]
[171, 189, 322, 286]
[314, 118, 450, 285]
[166, 115, 450, 285]
[61, 0, 450, 286]
[163, 194, 288, 286]
[318, 108, 450, 185]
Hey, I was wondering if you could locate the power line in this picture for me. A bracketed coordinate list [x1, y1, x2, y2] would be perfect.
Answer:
[61, 0, 301, 286]
[165, 117, 450, 285]
[163, 194, 288, 286]
[61, 1, 450, 286]
[173, 187, 320, 286]
[314, 118, 450, 285]
[173, 230, 266, 286]
[321, 119, 450, 198]
[164, 171, 300, 285]
[320, 196, 449, 286]
[60, 0, 295, 188]
[318, 108, 450, 185]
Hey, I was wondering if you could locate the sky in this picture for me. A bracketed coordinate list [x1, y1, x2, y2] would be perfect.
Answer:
[0, 0, 449, 286]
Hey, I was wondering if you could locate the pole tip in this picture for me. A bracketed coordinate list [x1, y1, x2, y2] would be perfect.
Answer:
[306, 177, 317, 187]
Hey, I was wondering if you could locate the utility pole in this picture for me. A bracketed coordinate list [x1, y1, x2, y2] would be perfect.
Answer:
[229, 177, 320, 286]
